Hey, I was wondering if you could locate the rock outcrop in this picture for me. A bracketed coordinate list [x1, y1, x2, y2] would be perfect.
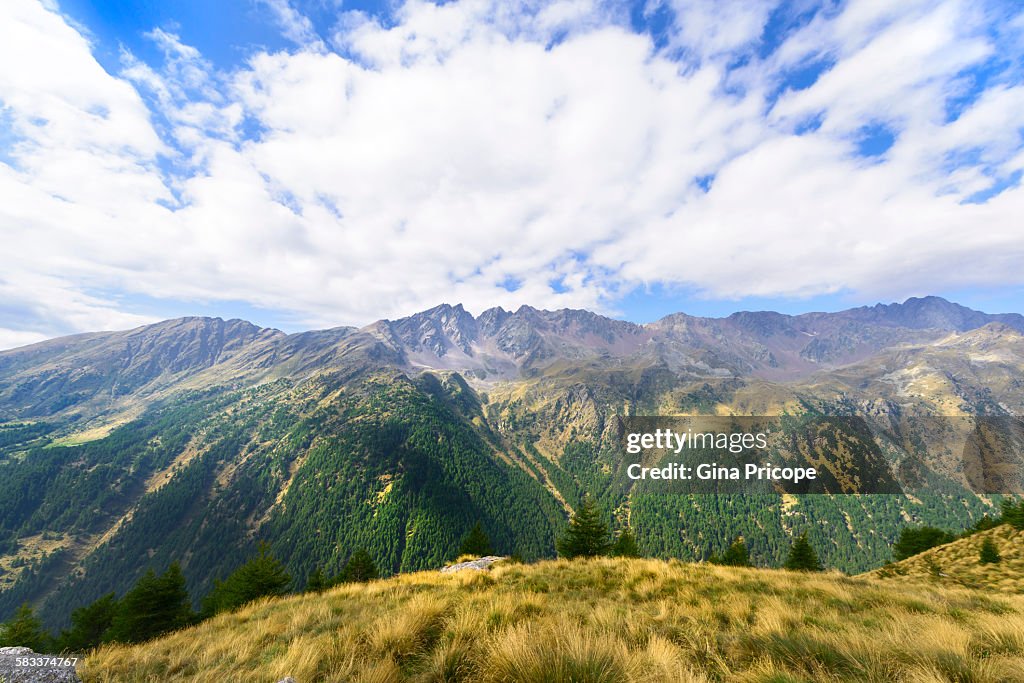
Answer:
[440, 556, 507, 573]
[0, 647, 81, 682]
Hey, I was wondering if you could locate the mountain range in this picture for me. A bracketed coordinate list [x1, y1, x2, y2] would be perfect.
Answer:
[1, 295, 1022, 628]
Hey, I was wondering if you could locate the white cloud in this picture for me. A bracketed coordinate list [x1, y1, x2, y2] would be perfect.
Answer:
[659, 0, 780, 60]
[0, 271, 158, 349]
[0, 0, 1022, 346]
[0, 329, 50, 351]
[259, 0, 327, 52]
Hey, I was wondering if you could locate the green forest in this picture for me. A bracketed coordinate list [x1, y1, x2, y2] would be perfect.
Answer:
[0, 369, 1010, 636]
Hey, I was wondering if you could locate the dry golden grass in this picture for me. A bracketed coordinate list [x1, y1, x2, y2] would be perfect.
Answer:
[865, 524, 1024, 593]
[48, 411, 142, 447]
[81, 557, 1024, 682]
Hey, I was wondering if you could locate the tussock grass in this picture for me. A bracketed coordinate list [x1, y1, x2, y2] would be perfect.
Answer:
[866, 525, 1024, 592]
[81, 558, 1024, 682]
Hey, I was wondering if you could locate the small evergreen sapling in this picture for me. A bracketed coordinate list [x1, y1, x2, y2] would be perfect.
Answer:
[971, 515, 998, 533]
[306, 567, 327, 593]
[712, 538, 751, 567]
[107, 563, 194, 643]
[56, 593, 117, 652]
[201, 542, 291, 617]
[340, 549, 378, 583]
[1001, 500, 1024, 530]
[979, 537, 1001, 564]
[609, 528, 640, 558]
[556, 496, 611, 559]
[458, 522, 493, 558]
[784, 532, 822, 572]
[893, 526, 955, 561]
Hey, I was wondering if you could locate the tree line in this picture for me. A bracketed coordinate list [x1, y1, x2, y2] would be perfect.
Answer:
[887, 498, 1024, 567]
[0, 541, 379, 654]
[555, 496, 823, 571]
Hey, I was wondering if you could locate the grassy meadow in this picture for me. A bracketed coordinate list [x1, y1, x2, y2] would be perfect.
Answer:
[866, 525, 1024, 593]
[81, 556, 1024, 682]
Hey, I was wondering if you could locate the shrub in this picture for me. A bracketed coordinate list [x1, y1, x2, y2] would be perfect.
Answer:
[0, 603, 51, 652]
[711, 538, 751, 567]
[970, 515, 998, 534]
[340, 549, 378, 583]
[458, 522, 494, 558]
[305, 567, 327, 593]
[1001, 500, 1024, 530]
[56, 593, 117, 652]
[609, 528, 640, 558]
[979, 537, 1001, 565]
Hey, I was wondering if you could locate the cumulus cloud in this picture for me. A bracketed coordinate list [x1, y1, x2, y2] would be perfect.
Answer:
[0, 0, 1022, 348]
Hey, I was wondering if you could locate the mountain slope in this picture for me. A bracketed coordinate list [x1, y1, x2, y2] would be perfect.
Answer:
[867, 524, 1024, 592]
[1, 296, 1022, 630]
[0, 370, 566, 630]
[0, 317, 284, 420]
[81, 557, 1024, 682]
[844, 296, 1024, 332]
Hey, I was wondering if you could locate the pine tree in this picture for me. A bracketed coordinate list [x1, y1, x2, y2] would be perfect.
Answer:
[556, 496, 611, 559]
[713, 538, 751, 567]
[784, 532, 822, 571]
[1001, 500, 1024, 530]
[0, 603, 50, 651]
[971, 515, 998, 533]
[306, 567, 327, 593]
[979, 537, 1001, 564]
[106, 564, 194, 644]
[457, 522, 493, 558]
[201, 542, 291, 616]
[609, 528, 640, 558]
[56, 593, 117, 652]
[339, 549, 378, 583]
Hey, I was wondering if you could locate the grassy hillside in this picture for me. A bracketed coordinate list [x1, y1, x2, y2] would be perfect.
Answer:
[81, 557, 1024, 682]
[867, 524, 1024, 593]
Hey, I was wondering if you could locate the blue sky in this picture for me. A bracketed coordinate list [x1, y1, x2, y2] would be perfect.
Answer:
[1, 0, 1023, 346]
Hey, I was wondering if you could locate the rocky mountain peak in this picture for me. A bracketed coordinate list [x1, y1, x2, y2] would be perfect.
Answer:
[385, 303, 479, 356]
[477, 307, 511, 336]
[847, 296, 1024, 332]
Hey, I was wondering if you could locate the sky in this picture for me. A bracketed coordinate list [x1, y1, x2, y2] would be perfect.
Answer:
[1, 0, 1023, 348]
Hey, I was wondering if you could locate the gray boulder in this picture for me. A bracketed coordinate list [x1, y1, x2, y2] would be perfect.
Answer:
[440, 556, 507, 573]
[0, 647, 81, 682]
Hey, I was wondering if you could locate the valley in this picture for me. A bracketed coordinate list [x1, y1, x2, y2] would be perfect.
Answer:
[0, 296, 1021, 630]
